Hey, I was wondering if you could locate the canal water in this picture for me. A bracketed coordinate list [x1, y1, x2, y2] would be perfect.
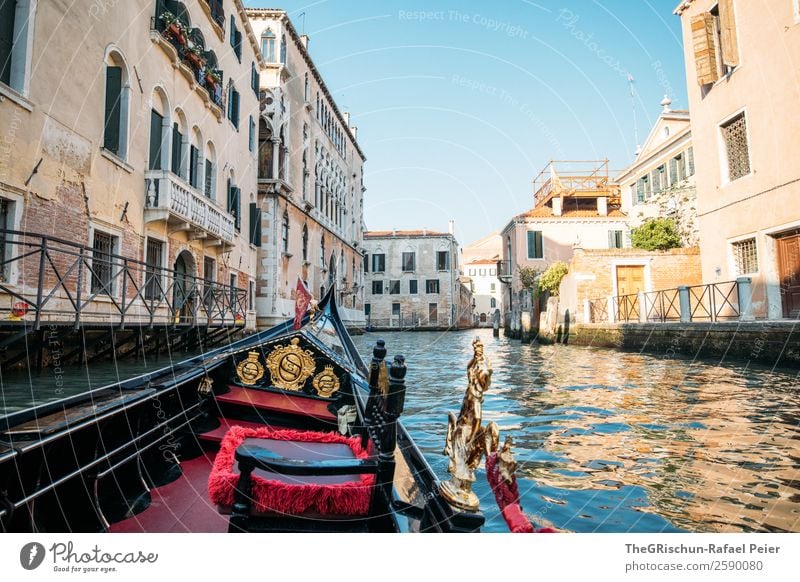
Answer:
[1, 328, 797, 532]
[354, 329, 799, 533]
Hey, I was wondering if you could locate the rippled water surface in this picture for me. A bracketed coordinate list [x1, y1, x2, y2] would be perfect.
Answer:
[353, 329, 800, 533]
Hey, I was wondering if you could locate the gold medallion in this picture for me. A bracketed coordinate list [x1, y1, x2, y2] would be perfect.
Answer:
[265, 337, 316, 391]
[312, 365, 340, 398]
[236, 351, 265, 385]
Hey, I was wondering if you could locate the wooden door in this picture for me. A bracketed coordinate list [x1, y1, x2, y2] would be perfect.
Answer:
[778, 234, 800, 318]
[428, 302, 438, 325]
[616, 265, 645, 296]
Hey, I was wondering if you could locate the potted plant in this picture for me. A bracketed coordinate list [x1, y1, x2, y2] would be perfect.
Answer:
[159, 11, 186, 45]
[203, 65, 221, 88]
[184, 43, 205, 70]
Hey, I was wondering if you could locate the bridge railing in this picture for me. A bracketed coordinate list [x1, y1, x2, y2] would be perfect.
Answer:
[0, 229, 248, 329]
[586, 279, 751, 324]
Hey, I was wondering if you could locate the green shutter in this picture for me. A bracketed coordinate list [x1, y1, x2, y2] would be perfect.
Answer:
[149, 110, 163, 170]
[608, 230, 614, 249]
[249, 202, 261, 246]
[0, 0, 16, 86]
[535, 231, 543, 258]
[103, 66, 122, 153]
[636, 178, 644, 203]
[687, 147, 695, 177]
[204, 160, 213, 198]
[229, 15, 235, 46]
[232, 90, 240, 128]
[189, 145, 199, 187]
[233, 186, 241, 230]
[669, 158, 678, 184]
[171, 123, 182, 174]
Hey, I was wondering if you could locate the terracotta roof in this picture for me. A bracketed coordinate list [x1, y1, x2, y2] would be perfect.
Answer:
[516, 207, 627, 220]
[466, 258, 499, 265]
[364, 230, 451, 238]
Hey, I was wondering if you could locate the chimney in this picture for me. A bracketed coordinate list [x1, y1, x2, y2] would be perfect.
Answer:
[300, 35, 309, 49]
[351, 126, 357, 139]
[448, 220, 454, 235]
[597, 196, 608, 216]
[552, 197, 562, 216]
[343, 112, 350, 125]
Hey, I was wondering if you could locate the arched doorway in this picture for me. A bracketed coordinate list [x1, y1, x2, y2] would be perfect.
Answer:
[173, 250, 196, 323]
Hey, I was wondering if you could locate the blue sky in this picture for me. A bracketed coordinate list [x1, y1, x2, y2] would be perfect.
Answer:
[245, 1, 688, 246]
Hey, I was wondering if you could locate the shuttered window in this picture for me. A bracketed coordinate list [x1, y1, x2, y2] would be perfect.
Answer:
[526, 231, 543, 260]
[251, 62, 259, 96]
[636, 178, 645, 204]
[103, 66, 122, 154]
[249, 202, 261, 247]
[189, 145, 199, 188]
[148, 110, 163, 170]
[608, 230, 623, 249]
[718, 0, 739, 69]
[228, 183, 241, 230]
[0, 0, 16, 86]
[204, 159, 213, 198]
[691, 13, 719, 86]
[249, 116, 255, 152]
[687, 147, 695, 177]
[228, 86, 240, 129]
[171, 123, 183, 175]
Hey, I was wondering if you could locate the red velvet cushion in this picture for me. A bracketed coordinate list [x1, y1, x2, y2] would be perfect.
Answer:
[208, 425, 375, 517]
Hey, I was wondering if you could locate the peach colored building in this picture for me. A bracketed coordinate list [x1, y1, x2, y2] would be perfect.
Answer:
[675, 0, 800, 319]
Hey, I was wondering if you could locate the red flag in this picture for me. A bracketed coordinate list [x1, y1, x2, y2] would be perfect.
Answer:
[293, 277, 312, 330]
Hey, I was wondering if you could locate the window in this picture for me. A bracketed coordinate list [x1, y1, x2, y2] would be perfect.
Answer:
[304, 73, 309, 102]
[227, 181, 241, 230]
[527, 231, 543, 259]
[490, 297, 497, 309]
[691, 1, 738, 86]
[608, 230, 624, 249]
[687, 147, 695, 177]
[436, 251, 450, 271]
[103, 60, 128, 158]
[230, 15, 242, 62]
[148, 109, 164, 170]
[171, 122, 184, 176]
[248, 116, 255, 153]
[188, 144, 200, 188]
[364, 303, 371, 317]
[468, 268, 475, 276]
[249, 280, 255, 311]
[409, 279, 418, 294]
[281, 212, 289, 253]
[227, 84, 240, 129]
[302, 224, 308, 262]
[144, 238, 163, 300]
[250, 62, 259, 97]
[204, 156, 214, 199]
[732, 238, 758, 275]
[392, 303, 400, 316]
[279, 35, 287, 64]
[479, 269, 486, 276]
[371, 253, 385, 273]
[426, 279, 439, 294]
[402, 251, 415, 272]
[0, 0, 33, 94]
[320, 236, 326, 268]
[635, 176, 646, 204]
[372, 281, 383, 295]
[670, 153, 686, 185]
[249, 203, 261, 247]
[261, 29, 275, 62]
[721, 113, 751, 182]
[389, 280, 400, 294]
[363, 253, 369, 273]
[91, 230, 117, 295]
[490, 283, 496, 292]
[489, 268, 495, 276]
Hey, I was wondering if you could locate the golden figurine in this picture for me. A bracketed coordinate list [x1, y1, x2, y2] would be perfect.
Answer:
[312, 365, 341, 398]
[440, 337, 494, 511]
[235, 351, 265, 386]
[265, 337, 316, 391]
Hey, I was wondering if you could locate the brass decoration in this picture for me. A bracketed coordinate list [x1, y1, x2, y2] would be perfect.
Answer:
[197, 375, 214, 396]
[236, 351, 265, 386]
[265, 337, 315, 391]
[441, 337, 494, 511]
[312, 365, 341, 398]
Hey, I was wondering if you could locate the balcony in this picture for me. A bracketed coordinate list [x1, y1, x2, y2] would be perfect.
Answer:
[145, 170, 235, 244]
[497, 260, 513, 284]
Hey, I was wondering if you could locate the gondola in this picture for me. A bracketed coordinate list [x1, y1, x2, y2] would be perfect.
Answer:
[0, 288, 485, 533]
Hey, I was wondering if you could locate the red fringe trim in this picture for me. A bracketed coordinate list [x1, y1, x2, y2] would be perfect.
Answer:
[208, 425, 375, 517]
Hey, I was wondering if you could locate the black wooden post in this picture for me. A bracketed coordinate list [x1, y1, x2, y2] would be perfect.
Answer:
[378, 354, 407, 503]
[364, 339, 386, 427]
[230, 461, 254, 533]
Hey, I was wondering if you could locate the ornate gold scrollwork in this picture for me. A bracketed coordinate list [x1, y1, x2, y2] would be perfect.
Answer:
[235, 351, 265, 386]
[440, 337, 493, 511]
[265, 337, 316, 391]
[312, 365, 341, 398]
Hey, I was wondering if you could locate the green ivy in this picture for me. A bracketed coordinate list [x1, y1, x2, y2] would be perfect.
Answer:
[631, 218, 682, 251]
[538, 261, 569, 296]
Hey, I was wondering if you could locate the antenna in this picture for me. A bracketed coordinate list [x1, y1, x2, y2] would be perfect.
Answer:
[299, 11, 306, 35]
[627, 73, 639, 152]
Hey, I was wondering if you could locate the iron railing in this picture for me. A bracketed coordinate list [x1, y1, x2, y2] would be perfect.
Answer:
[0, 229, 247, 329]
[687, 280, 740, 321]
[643, 287, 682, 322]
[588, 297, 609, 322]
[615, 293, 640, 322]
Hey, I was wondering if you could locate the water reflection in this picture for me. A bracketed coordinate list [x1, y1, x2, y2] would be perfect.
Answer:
[353, 329, 800, 533]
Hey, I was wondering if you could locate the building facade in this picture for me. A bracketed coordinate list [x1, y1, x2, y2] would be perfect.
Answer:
[676, 0, 800, 318]
[362, 230, 467, 329]
[499, 161, 628, 322]
[0, 0, 262, 328]
[246, 9, 366, 328]
[461, 232, 502, 326]
[616, 97, 698, 247]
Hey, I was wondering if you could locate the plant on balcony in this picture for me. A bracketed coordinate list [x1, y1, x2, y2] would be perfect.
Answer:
[631, 217, 682, 251]
[184, 43, 206, 70]
[203, 65, 221, 88]
[159, 12, 187, 45]
[538, 261, 569, 296]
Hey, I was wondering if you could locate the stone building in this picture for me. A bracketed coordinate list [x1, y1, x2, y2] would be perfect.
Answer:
[616, 97, 698, 247]
[362, 230, 468, 329]
[0, 0, 262, 329]
[246, 9, 367, 328]
[461, 232, 502, 326]
[675, 0, 800, 318]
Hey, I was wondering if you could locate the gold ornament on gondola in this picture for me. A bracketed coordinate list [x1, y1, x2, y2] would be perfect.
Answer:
[236, 351, 265, 385]
[312, 365, 341, 398]
[440, 337, 493, 511]
[265, 337, 316, 391]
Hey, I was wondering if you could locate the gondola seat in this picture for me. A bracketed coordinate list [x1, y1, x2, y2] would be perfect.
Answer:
[208, 425, 377, 518]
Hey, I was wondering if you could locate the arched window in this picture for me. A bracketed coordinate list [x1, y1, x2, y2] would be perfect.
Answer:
[148, 87, 170, 171]
[261, 29, 275, 62]
[103, 49, 130, 160]
[302, 150, 308, 200]
[204, 141, 216, 200]
[490, 298, 497, 309]
[302, 224, 308, 262]
[189, 126, 203, 189]
[281, 212, 289, 254]
[171, 109, 189, 179]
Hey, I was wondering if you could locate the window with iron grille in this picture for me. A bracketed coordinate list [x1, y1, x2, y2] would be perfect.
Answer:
[144, 238, 163, 300]
[721, 113, 751, 182]
[402, 251, 415, 272]
[91, 230, 117, 295]
[732, 238, 758, 275]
